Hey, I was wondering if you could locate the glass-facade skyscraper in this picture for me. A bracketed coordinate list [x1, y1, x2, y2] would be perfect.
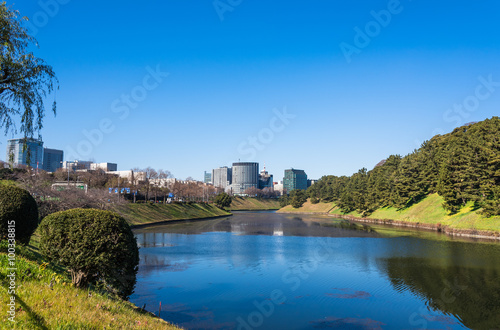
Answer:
[42, 148, 64, 172]
[283, 168, 308, 192]
[6, 138, 44, 168]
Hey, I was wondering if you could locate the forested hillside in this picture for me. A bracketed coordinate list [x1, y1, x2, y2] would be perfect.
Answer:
[308, 117, 500, 217]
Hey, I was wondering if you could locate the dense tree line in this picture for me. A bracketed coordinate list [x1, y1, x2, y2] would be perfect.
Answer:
[279, 189, 308, 208]
[307, 117, 500, 217]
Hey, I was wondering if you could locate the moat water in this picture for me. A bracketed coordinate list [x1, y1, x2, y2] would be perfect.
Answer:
[130, 211, 500, 329]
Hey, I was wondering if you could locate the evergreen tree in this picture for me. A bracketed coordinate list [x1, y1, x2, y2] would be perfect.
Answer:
[310, 117, 500, 217]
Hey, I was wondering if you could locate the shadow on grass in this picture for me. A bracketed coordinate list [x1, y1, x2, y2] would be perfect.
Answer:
[15, 294, 49, 330]
[471, 201, 482, 212]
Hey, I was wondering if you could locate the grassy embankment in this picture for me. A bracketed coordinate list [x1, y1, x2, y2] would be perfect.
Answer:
[0, 233, 180, 329]
[279, 193, 500, 233]
[114, 202, 231, 226]
[228, 197, 280, 211]
[277, 200, 336, 213]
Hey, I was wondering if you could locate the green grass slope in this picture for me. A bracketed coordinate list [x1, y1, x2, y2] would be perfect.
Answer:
[0, 235, 180, 329]
[114, 202, 231, 226]
[277, 200, 336, 213]
[229, 197, 280, 211]
[332, 193, 500, 233]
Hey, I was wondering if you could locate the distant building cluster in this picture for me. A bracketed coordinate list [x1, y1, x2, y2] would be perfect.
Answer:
[5, 137, 119, 175]
[4, 138, 316, 196]
[209, 162, 272, 195]
[6, 137, 63, 172]
[207, 162, 314, 195]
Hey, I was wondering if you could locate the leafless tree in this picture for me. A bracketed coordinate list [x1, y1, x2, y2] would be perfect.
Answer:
[244, 186, 262, 197]
[138, 167, 158, 201]
[157, 169, 172, 203]
[54, 167, 70, 182]
[261, 187, 279, 198]
[79, 169, 111, 188]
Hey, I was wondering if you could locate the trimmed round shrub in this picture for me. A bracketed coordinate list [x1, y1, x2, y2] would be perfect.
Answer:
[39, 208, 139, 299]
[0, 185, 39, 244]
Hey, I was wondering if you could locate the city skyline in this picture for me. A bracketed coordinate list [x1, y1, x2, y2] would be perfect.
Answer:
[1, 1, 499, 181]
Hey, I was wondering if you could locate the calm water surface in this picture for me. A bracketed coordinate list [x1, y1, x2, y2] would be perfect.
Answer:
[130, 211, 500, 329]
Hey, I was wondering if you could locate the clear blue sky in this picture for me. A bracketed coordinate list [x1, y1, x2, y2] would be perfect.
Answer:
[2, 0, 500, 181]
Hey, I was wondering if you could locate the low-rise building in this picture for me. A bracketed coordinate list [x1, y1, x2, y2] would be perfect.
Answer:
[110, 170, 146, 184]
[273, 181, 284, 195]
[307, 179, 318, 187]
[91, 162, 117, 172]
[63, 160, 93, 171]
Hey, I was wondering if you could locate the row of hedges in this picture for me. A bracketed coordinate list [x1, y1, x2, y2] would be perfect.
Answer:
[1, 185, 139, 299]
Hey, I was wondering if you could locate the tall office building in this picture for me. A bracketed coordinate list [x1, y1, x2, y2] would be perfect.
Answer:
[204, 171, 212, 184]
[6, 138, 44, 168]
[283, 168, 308, 192]
[212, 166, 232, 189]
[258, 168, 273, 189]
[231, 162, 259, 195]
[42, 148, 64, 172]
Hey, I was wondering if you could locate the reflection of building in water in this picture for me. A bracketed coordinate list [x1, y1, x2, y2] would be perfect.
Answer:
[273, 223, 284, 236]
[230, 222, 245, 235]
[135, 232, 177, 248]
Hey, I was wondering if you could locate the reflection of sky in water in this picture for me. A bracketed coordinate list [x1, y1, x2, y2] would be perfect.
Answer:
[131, 212, 500, 329]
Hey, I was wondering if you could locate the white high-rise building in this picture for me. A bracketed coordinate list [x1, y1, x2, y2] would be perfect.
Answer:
[212, 166, 232, 189]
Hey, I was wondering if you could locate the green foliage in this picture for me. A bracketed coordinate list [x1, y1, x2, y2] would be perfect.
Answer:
[290, 197, 303, 208]
[214, 192, 232, 208]
[0, 167, 25, 179]
[279, 195, 289, 207]
[480, 183, 500, 217]
[309, 118, 500, 217]
[39, 208, 139, 299]
[310, 196, 320, 204]
[289, 189, 307, 208]
[0, 184, 38, 244]
[1, 2, 58, 137]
